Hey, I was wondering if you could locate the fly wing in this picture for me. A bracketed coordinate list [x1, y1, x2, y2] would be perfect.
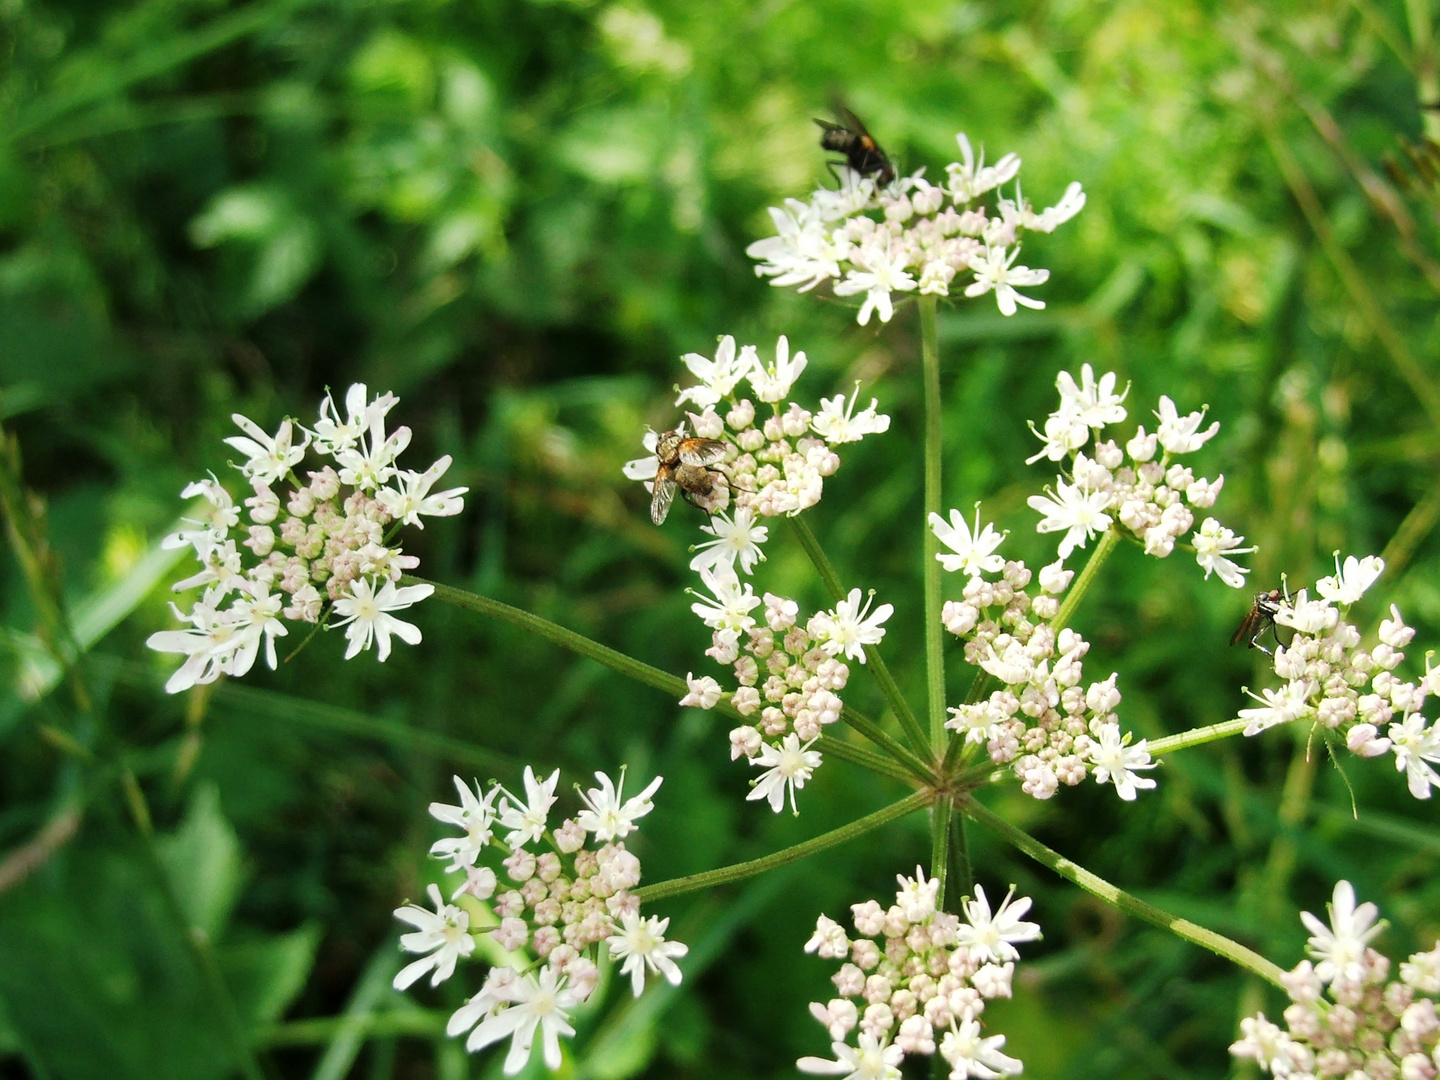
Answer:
[835, 105, 871, 140]
[1229, 605, 1261, 647]
[678, 438, 727, 467]
[651, 473, 678, 525]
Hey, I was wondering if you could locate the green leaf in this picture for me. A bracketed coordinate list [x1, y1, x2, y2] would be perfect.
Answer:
[156, 783, 244, 939]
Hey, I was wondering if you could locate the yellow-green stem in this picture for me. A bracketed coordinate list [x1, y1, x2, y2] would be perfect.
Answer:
[635, 791, 932, 902]
[964, 797, 1286, 987]
[1149, 717, 1252, 757]
[929, 793, 953, 909]
[1052, 528, 1121, 632]
[919, 295, 946, 750]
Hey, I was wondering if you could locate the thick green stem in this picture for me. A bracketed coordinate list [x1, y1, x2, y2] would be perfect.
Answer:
[1148, 717, 1252, 757]
[919, 295, 946, 750]
[1051, 528, 1121, 632]
[929, 793, 953, 909]
[634, 791, 932, 902]
[964, 797, 1287, 988]
[786, 519, 930, 754]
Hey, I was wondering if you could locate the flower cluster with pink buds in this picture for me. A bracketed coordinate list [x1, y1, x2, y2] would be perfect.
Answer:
[147, 384, 466, 692]
[747, 132, 1086, 324]
[931, 525, 1157, 802]
[623, 334, 889, 537]
[798, 869, 1040, 1080]
[1231, 880, 1440, 1079]
[1026, 365, 1252, 587]
[1238, 553, 1440, 799]
[682, 566, 892, 813]
[392, 767, 688, 1075]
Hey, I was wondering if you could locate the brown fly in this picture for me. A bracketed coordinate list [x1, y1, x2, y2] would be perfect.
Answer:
[650, 430, 727, 526]
[816, 107, 895, 187]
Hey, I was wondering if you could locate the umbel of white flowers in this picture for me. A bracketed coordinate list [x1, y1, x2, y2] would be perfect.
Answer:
[394, 767, 688, 1075]
[147, 385, 466, 692]
[747, 132, 1086, 324]
[1231, 879, 1440, 1077]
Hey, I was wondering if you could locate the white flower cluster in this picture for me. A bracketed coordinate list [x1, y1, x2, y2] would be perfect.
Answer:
[1026, 365, 1251, 586]
[623, 335, 889, 535]
[931, 514, 1156, 802]
[797, 869, 1040, 1080]
[682, 566, 892, 813]
[1238, 554, 1440, 799]
[147, 385, 466, 692]
[393, 767, 688, 1075]
[1231, 880, 1440, 1080]
[746, 133, 1085, 324]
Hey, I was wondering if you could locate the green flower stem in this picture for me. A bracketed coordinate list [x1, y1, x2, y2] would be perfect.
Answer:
[929, 792, 953, 909]
[949, 812, 973, 900]
[818, 734, 926, 785]
[919, 294, 946, 750]
[963, 796, 1287, 988]
[1148, 717, 1252, 757]
[635, 790, 933, 903]
[413, 576, 935, 782]
[1051, 528, 1121, 632]
[786, 518, 930, 755]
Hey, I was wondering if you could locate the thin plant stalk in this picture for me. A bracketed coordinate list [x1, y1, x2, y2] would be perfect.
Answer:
[413, 575, 936, 782]
[1148, 717, 1252, 757]
[1051, 528, 1121, 632]
[964, 797, 1287, 988]
[919, 295, 947, 750]
[635, 790, 932, 902]
[786, 519, 931, 754]
[929, 793, 953, 909]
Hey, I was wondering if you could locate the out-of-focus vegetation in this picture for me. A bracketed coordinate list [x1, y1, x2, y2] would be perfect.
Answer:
[2, 0, 1439, 1076]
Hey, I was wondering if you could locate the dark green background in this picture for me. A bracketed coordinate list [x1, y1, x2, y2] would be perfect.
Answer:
[2, 0, 1439, 1076]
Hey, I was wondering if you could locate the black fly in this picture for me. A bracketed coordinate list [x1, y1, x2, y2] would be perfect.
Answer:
[816, 107, 895, 187]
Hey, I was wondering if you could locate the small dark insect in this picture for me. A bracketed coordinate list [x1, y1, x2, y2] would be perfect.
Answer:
[815, 108, 895, 187]
[1230, 587, 1286, 654]
[651, 430, 727, 526]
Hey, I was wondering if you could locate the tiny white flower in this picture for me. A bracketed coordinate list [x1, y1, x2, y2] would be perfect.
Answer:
[606, 910, 688, 997]
[1388, 714, 1440, 799]
[1087, 722, 1157, 800]
[929, 506, 1007, 578]
[330, 579, 433, 661]
[1056, 364, 1128, 429]
[956, 885, 1041, 965]
[1239, 681, 1316, 736]
[812, 588, 893, 663]
[1028, 479, 1112, 559]
[797, 1031, 905, 1080]
[312, 384, 397, 454]
[575, 770, 662, 842]
[1299, 880, 1385, 985]
[964, 245, 1049, 316]
[463, 967, 579, 1074]
[1192, 517, 1253, 589]
[497, 766, 561, 847]
[676, 335, 755, 409]
[748, 336, 809, 403]
[224, 413, 310, 485]
[748, 733, 822, 814]
[1153, 396, 1219, 454]
[378, 455, 468, 527]
[1025, 401, 1090, 464]
[392, 883, 475, 990]
[428, 775, 501, 872]
[832, 248, 918, 326]
[1025, 181, 1087, 232]
[622, 429, 662, 486]
[946, 133, 1021, 202]
[680, 672, 724, 709]
[690, 507, 769, 575]
[1315, 553, 1385, 608]
[1229, 1013, 1314, 1075]
[939, 1016, 1023, 1079]
[690, 563, 762, 632]
[811, 385, 892, 445]
[163, 474, 240, 551]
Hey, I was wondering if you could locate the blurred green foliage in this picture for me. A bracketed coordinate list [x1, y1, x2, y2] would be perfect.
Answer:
[2, 0, 1440, 1076]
